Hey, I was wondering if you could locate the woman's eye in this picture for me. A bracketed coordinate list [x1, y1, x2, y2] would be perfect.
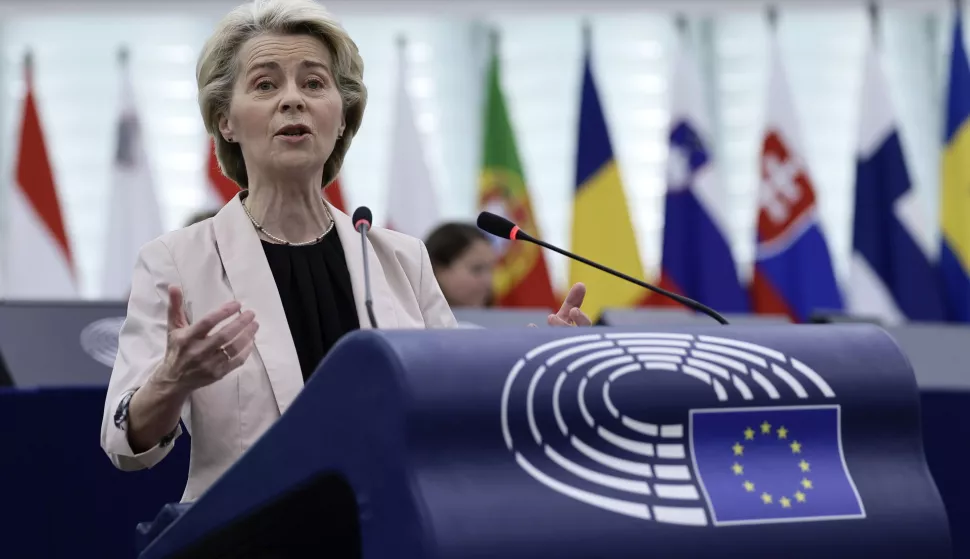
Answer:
[256, 81, 274, 91]
[307, 79, 324, 89]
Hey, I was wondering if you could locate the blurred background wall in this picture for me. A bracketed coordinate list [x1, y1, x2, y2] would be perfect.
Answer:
[0, 0, 953, 299]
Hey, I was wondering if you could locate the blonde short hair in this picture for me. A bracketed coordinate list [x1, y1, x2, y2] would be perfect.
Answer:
[196, 0, 366, 190]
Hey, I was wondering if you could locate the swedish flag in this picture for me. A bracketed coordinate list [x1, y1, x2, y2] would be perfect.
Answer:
[941, 14, 970, 321]
[690, 406, 865, 526]
[569, 34, 648, 320]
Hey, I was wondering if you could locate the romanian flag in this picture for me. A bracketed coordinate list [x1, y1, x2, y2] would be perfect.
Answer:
[478, 34, 557, 310]
[940, 14, 970, 322]
[569, 40, 647, 320]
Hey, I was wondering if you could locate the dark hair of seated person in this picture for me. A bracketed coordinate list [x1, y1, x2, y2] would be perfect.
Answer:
[425, 222, 496, 308]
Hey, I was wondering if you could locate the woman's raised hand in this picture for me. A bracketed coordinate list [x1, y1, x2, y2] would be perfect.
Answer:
[156, 286, 259, 392]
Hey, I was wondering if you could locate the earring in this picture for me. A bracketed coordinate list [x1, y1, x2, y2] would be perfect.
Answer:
[226, 137, 234, 143]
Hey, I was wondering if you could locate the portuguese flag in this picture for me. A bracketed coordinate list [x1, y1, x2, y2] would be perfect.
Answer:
[478, 35, 558, 311]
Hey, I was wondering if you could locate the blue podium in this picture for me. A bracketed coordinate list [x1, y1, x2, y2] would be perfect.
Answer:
[138, 325, 951, 558]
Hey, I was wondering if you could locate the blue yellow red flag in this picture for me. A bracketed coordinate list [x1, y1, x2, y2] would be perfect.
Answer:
[569, 38, 647, 320]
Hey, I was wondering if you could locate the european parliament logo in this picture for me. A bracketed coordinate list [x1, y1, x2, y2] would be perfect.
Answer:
[500, 332, 866, 528]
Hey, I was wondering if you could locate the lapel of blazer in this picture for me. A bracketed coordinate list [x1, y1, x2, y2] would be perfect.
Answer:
[213, 194, 303, 415]
[329, 203, 400, 330]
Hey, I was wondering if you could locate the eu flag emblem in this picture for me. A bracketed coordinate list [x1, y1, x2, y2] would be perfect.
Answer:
[690, 405, 865, 526]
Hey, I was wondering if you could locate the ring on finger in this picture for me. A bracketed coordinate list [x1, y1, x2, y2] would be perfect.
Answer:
[220, 346, 232, 361]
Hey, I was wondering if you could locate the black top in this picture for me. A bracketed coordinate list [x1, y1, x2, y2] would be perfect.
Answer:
[261, 231, 360, 381]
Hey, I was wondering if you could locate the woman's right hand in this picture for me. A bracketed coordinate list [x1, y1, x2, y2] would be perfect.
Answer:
[155, 285, 259, 393]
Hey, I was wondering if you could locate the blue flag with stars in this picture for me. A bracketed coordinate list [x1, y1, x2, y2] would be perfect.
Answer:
[690, 405, 865, 526]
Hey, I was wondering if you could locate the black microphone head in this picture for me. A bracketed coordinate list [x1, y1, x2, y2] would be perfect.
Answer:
[352, 206, 373, 229]
[477, 211, 519, 240]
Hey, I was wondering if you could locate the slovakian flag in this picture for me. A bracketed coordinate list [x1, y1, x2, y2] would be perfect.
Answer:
[653, 37, 748, 313]
[206, 137, 348, 213]
[849, 39, 944, 324]
[478, 32, 557, 311]
[940, 14, 970, 322]
[102, 48, 163, 299]
[385, 36, 439, 239]
[751, 35, 843, 322]
[3, 52, 76, 298]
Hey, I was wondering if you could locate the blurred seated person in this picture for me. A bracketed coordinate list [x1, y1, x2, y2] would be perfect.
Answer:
[425, 222, 496, 308]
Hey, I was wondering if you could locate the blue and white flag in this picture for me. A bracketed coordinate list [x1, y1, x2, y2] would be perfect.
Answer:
[848, 41, 944, 323]
[656, 39, 748, 313]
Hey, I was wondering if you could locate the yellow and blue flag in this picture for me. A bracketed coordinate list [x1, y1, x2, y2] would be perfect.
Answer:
[941, 14, 970, 322]
[569, 42, 648, 320]
[691, 405, 865, 525]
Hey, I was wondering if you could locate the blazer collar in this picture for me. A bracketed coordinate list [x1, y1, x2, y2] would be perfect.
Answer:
[212, 193, 399, 415]
[214, 194, 302, 415]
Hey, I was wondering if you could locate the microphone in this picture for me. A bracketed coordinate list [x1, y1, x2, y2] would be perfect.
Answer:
[352, 206, 379, 329]
[476, 211, 729, 325]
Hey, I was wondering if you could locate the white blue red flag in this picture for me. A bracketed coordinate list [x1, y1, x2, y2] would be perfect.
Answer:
[655, 38, 747, 313]
[750, 36, 843, 322]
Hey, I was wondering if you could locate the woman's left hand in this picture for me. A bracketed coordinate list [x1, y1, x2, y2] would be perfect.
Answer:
[547, 283, 592, 327]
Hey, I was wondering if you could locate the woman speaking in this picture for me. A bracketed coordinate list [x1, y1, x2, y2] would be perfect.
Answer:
[100, 0, 591, 502]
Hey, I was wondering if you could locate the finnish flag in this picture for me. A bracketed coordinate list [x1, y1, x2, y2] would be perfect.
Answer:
[848, 40, 944, 323]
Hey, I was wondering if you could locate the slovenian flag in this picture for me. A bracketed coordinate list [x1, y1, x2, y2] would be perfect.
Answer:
[940, 14, 970, 322]
[569, 31, 648, 320]
[849, 38, 944, 323]
[655, 36, 748, 313]
[750, 33, 843, 322]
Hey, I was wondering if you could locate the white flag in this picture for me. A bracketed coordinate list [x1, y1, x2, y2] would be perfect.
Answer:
[101, 51, 163, 298]
[3, 54, 77, 299]
[384, 39, 439, 239]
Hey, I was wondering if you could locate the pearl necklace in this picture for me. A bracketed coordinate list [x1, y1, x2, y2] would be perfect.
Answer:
[240, 192, 335, 246]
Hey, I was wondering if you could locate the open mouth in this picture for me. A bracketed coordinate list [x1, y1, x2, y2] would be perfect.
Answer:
[275, 124, 311, 137]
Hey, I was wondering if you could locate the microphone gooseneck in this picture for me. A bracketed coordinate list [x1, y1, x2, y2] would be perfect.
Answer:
[476, 211, 729, 325]
[352, 206, 379, 329]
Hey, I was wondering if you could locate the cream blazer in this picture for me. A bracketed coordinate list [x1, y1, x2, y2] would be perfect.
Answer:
[100, 194, 457, 502]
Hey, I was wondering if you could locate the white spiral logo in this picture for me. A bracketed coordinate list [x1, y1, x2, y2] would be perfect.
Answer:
[500, 332, 837, 527]
[79, 317, 125, 367]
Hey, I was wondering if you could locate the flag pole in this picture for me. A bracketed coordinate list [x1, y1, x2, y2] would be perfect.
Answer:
[868, 2, 881, 48]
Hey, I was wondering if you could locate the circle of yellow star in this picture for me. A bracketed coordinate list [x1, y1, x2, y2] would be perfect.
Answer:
[744, 481, 755, 492]
[801, 478, 813, 490]
[799, 460, 811, 472]
[761, 492, 773, 504]
[732, 442, 744, 456]
[795, 491, 807, 503]
[779, 496, 792, 508]
[790, 440, 802, 454]
[777, 426, 788, 439]
[760, 421, 772, 434]
[744, 427, 755, 440]
[732, 462, 744, 475]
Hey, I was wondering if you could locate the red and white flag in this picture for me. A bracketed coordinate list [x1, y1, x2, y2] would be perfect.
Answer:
[384, 38, 439, 238]
[102, 49, 163, 298]
[3, 54, 76, 298]
[206, 138, 239, 207]
[324, 177, 347, 213]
